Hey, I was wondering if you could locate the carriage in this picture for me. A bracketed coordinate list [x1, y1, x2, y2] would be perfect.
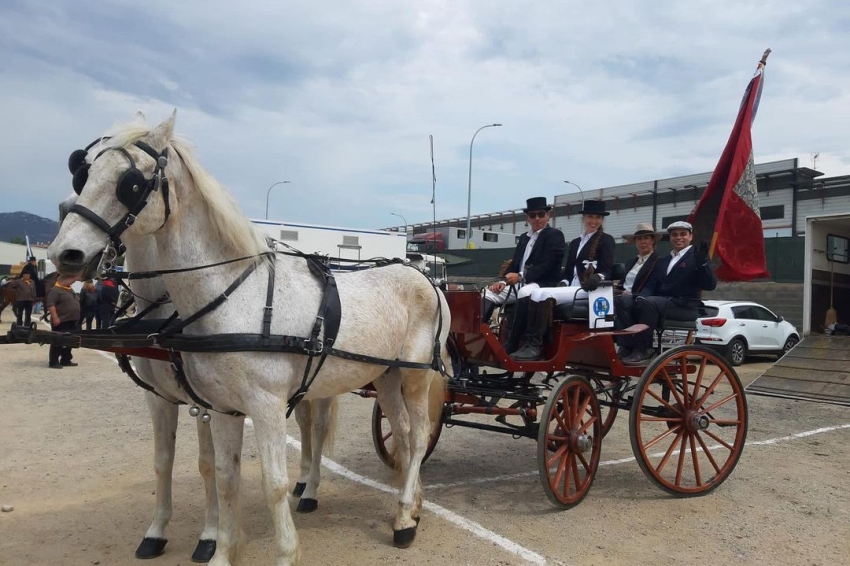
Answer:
[365, 284, 748, 508]
[0, 113, 748, 565]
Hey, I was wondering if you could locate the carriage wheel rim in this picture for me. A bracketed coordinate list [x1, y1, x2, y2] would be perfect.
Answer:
[630, 346, 748, 495]
[539, 377, 602, 507]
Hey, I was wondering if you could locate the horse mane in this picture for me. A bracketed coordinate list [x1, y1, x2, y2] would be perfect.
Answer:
[102, 119, 267, 259]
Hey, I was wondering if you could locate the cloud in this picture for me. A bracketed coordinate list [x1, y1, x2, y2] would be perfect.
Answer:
[1, 0, 849, 231]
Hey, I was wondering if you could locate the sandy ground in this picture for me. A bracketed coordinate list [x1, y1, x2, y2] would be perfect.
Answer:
[1, 319, 849, 566]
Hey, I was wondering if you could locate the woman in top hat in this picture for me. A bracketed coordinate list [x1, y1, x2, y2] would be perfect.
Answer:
[509, 199, 615, 360]
[482, 196, 565, 321]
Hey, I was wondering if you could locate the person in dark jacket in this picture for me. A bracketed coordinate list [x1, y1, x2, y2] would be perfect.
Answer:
[511, 199, 616, 360]
[97, 276, 119, 329]
[78, 281, 99, 330]
[19, 256, 43, 298]
[482, 197, 566, 322]
[614, 223, 662, 357]
[618, 221, 717, 364]
[8, 272, 37, 326]
[46, 274, 81, 368]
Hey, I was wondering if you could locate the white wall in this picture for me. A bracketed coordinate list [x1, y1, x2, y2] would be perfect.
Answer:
[0, 242, 49, 268]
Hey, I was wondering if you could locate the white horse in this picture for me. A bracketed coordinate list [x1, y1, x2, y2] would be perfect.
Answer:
[59, 183, 338, 562]
[50, 111, 449, 566]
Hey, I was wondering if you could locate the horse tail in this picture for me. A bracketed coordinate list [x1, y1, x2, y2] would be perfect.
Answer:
[320, 396, 339, 458]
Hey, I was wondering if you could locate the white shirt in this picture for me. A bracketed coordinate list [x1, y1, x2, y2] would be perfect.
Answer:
[519, 225, 545, 276]
[568, 229, 598, 286]
[623, 253, 653, 293]
[667, 245, 693, 275]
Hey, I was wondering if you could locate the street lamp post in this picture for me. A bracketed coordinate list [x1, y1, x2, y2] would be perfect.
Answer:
[563, 180, 585, 233]
[390, 212, 408, 237]
[265, 180, 291, 220]
[466, 123, 502, 250]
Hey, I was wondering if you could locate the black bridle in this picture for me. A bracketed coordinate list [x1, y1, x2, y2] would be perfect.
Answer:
[67, 139, 172, 259]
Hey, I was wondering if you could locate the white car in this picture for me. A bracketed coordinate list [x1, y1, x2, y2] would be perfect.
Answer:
[693, 300, 800, 366]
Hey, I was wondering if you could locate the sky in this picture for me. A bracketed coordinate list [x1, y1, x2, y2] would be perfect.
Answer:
[1, 0, 848, 231]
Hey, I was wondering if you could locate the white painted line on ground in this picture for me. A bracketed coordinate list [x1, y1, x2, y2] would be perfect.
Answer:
[243, 419, 548, 566]
[428, 422, 850, 489]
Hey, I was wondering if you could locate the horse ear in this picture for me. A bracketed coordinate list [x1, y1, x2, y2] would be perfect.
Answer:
[150, 109, 177, 147]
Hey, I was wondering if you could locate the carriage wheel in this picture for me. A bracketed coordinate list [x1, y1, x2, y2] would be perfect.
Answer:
[537, 375, 602, 508]
[371, 399, 443, 469]
[629, 345, 748, 496]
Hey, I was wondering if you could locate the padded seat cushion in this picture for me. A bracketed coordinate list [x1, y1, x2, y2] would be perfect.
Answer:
[553, 299, 589, 321]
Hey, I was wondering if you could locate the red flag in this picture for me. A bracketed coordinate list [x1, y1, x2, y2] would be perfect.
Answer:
[689, 49, 772, 281]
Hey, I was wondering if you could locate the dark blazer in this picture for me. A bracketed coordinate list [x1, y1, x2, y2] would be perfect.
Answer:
[616, 252, 659, 294]
[640, 247, 717, 307]
[561, 231, 615, 285]
[506, 225, 566, 288]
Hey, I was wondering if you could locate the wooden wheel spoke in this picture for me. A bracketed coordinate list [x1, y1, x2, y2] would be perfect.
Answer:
[381, 431, 392, 443]
[646, 387, 681, 414]
[689, 433, 703, 486]
[576, 449, 590, 472]
[571, 454, 582, 492]
[553, 405, 570, 434]
[709, 418, 742, 426]
[677, 356, 690, 407]
[641, 416, 682, 423]
[575, 393, 592, 428]
[570, 387, 582, 428]
[547, 442, 568, 469]
[558, 453, 573, 497]
[654, 428, 685, 474]
[692, 356, 708, 404]
[703, 428, 735, 452]
[643, 423, 682, 451]
[700, 392, 740, 415]
[695, 370, 728, 407]
[551, 446, 568, 487]
[694, 431, 722, 474]
[659, 368, 686, 408]
[674, 432, 688, 486]
[578, 413, 597, 434]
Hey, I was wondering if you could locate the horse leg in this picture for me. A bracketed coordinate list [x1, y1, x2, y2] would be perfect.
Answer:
[393, 369, 442, 548]
[294, 397, 338, 513]
[292, 401, 312, 501]
[208, 414, 246, 566]
[373, 370, 411, 474]
[191, 414, 219, 563]
[136, 393, 178, 559]
[251, 408, 300, 566]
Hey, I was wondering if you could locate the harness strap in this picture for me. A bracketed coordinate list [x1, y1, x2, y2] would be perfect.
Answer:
[158, 259, 265, 337]
[113, 252, 272, 281]
[262, 255, 276, 339]
[115, 353, 183, 405]
[168, 350, 244, 417]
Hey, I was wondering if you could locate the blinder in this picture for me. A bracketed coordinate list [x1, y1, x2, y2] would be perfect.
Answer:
[65, 136, 172, 266]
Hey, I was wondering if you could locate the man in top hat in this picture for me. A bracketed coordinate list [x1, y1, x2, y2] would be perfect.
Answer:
[510, 199, 615, 360]
[482, 196, 565, 322]
[618, 220, 716, 364]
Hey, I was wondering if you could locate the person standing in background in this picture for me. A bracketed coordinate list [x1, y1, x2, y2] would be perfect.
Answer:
[78, 280, 99, 330]
[46, 274, 81, 369]
[97, 276, 119, 329]
[7, 272, 37, 326]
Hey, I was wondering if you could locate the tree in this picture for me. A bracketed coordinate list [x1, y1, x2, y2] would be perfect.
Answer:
[9, 237, 25, 245]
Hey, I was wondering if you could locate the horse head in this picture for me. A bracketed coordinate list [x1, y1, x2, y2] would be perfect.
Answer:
[49, 112, 179, 277]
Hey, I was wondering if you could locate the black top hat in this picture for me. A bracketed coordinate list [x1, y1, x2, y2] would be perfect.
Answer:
[579, 199, 609, 216]
[523, 196, 552, 212]
[27, 256, 37, 261]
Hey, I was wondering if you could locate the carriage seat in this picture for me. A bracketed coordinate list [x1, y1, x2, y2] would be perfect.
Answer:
[552, 263, 625, 322]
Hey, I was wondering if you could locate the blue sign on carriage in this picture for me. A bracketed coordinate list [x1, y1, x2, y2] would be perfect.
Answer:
[593, 296, 610, 317]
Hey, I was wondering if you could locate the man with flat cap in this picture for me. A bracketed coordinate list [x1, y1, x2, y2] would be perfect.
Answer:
[482, 196, 565, 323]
[618, 220, 716, 364]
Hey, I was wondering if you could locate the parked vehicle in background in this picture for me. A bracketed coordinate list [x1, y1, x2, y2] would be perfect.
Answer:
[694, 300, 800, 366]
[405, 252, 447, 284]
[408, 226, 518, 251]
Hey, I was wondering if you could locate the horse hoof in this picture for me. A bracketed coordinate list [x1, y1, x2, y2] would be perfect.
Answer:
[191, 539, 216, 563]
[135, 537, 167, 559]
[393, 525, 417, 548]
[296, 498, 318, 513]
[292, 482, 306, 497]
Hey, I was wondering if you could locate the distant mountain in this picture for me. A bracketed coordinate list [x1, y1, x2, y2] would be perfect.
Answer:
[0, 212, 59, 245]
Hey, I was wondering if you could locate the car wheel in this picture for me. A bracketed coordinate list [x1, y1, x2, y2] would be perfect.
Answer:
[781, 336, 799, 356]
[727, 337, 747, 366]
